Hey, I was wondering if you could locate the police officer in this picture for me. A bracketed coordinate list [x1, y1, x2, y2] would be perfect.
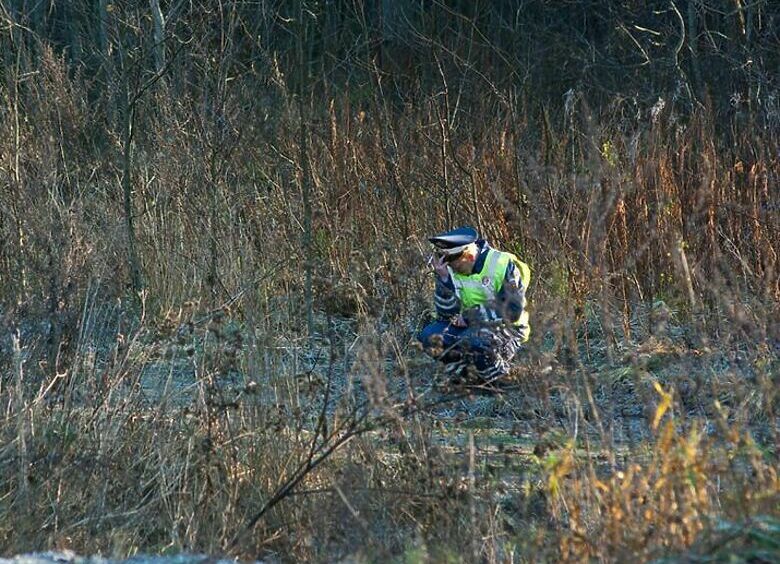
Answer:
[418, 226, 530, 382]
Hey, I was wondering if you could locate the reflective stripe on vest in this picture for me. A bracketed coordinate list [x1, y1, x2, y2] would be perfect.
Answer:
[449, 249, 531, 334]
[449, 249, 508, 308]
[449, 249, 503, 304]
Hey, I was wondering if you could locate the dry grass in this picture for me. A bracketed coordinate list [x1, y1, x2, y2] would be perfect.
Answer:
[0, 31, 778, 563]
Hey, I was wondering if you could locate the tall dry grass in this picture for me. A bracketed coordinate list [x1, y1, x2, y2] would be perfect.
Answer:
[0, 33, 777, 562]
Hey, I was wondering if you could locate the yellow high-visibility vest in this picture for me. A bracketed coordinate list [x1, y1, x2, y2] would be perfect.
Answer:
[448, 249, 531, 338]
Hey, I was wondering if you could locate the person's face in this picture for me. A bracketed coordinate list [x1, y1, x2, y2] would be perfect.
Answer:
[446, 246, 476, 274]
[438, 250, 462, 263]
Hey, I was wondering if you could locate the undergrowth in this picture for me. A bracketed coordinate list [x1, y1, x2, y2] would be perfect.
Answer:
[0, 9, 778, 561]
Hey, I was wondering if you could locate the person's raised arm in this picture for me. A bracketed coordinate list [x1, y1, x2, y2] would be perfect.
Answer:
[430, 254, 461, 320]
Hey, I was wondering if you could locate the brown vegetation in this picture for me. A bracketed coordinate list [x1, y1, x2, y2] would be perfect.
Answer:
[0, 1, 778, 561]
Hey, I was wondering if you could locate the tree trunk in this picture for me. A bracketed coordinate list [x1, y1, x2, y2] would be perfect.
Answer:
[297, 0, 314, 336]
[686, 0, 704, 101]
[120, 59, 144, 296]
[150, 0, 166, 75]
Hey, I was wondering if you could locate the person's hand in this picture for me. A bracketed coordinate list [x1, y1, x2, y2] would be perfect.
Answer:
[430, 254, 450, 281]
[462, 306, 483, 325]
[450, 314, 467, 328]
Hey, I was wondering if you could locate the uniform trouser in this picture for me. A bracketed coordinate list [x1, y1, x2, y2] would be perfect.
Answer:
[417, 320, 523, 380]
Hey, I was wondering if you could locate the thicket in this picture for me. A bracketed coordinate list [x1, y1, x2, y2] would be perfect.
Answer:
[0, 1, 777, 561]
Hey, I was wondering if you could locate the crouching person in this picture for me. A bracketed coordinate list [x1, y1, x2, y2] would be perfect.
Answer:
[418, 226, 531, 382]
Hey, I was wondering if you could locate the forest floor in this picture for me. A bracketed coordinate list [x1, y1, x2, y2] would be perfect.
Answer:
[3, 303, 777, 562]
[133, 313, 777, 447]
[130, 311, 777, 497]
